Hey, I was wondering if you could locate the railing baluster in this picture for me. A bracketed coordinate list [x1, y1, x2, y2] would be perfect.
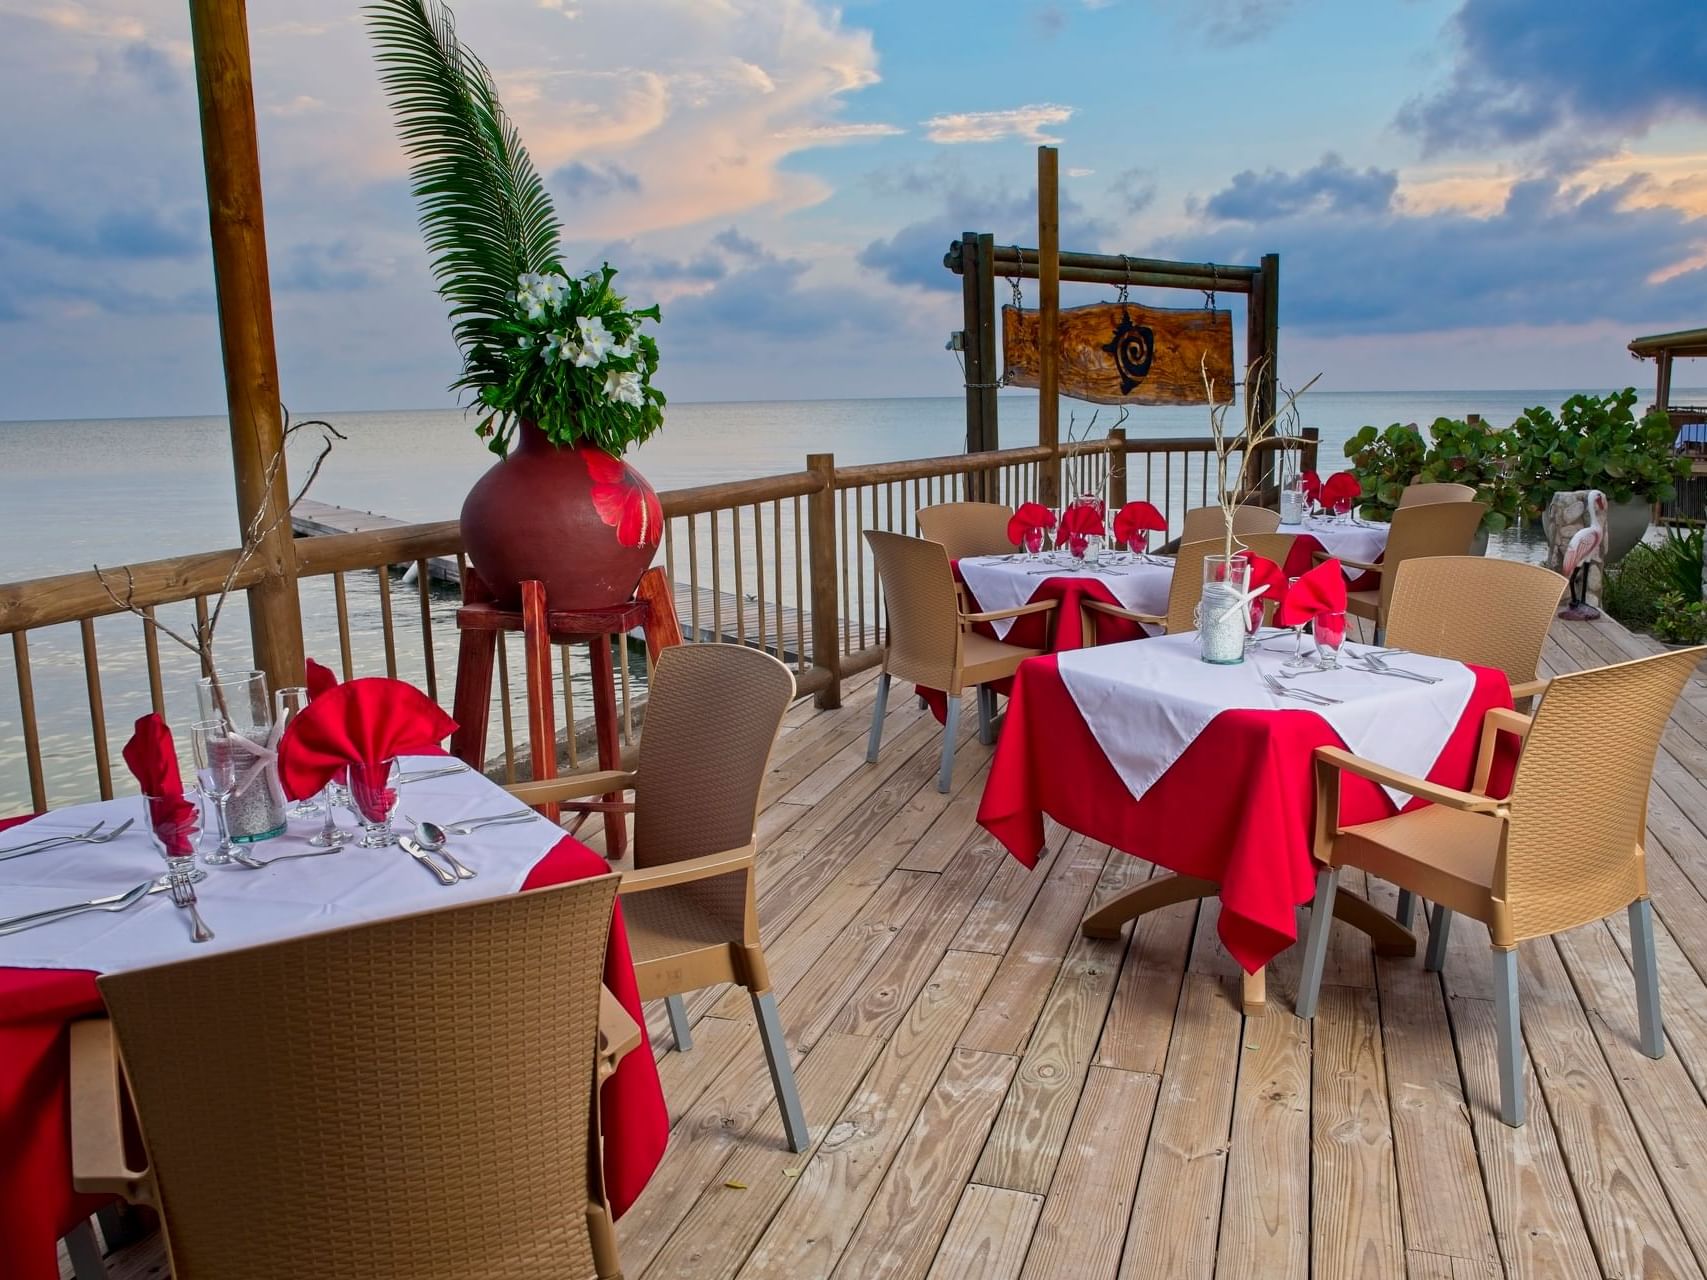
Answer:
[13, 632, 47, 811]
[664, 518, 676, 618]
[375, 565, 398, 678]
[855, 484, 866, 650]
[687, 514, 701, 642]
[495, 632, 516, 783]
[415, 559, 437, 702]
[142, 607, 166, 715]
[560, 643, 578, 769]
[332, 572, 354, 679]
[793, 494, 806, 671]
[79, 619, 114, 800]
[839, 485, 851, 655]
[618, 635, 633, 744]
[771, 498, 784, 662]
[733, 504, 745, 646]
[710, 509, 723, 642]
[752, 501, 766, 654]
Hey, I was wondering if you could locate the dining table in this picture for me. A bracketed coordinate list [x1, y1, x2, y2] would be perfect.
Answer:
[0, 757, 668, 1280]
[1277, 515, 1389, 589]
[976, 632, 1515, 1012]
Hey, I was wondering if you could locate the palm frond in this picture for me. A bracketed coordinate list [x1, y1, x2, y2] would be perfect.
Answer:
[366, 0, 561, 375]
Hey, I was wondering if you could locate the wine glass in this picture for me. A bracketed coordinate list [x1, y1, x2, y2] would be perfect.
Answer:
[1281, 578, 1313, 668]
[1023, 525, 1045, 560]
[141, 793, 207, 884]
[307, 769, 352, 849]
[272, 686, 320, 819]
[190, 718, 238, 866]
[1314, 611, 1349, 669]
[349, 758, 401, 848]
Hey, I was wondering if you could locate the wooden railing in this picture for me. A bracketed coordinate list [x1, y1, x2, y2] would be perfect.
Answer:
[0, 429, 1317, 814]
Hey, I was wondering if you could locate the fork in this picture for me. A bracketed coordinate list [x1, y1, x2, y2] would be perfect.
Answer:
[444, 809, 539, 835]
[230, 846, 342, 869]
[168, 877, 214, 943]
[1261, 672, 1340, 706]
[0, 819, 106, 858]
[1358, 652, 1441, 684]
[0, 818, 134, 862]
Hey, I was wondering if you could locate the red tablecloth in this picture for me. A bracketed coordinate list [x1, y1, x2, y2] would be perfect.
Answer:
[976, 656, 1513, 972]
[0, 817, 666, 1280]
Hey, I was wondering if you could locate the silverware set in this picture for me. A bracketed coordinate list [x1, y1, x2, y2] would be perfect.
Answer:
[0, 818, 136, 862]
[1261, 672, 1341, 706]
[394, 763, 471, 785]
[1352, 651, 1441, 683]
[0, 880, 170, 936]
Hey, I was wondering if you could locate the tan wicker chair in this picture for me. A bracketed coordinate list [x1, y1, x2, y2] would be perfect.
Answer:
[1179, 503, 1280, 544]
[916, 501, 1016, 560]
[1398, 481, 1477, 507]
[1333, 500, 1487, 641]
[504, 641, 810, 1151]
[1380, 554, 1569, 927]
[1082, 532, 1297, 642]
[1296, 646, 1706, 1126]
[865, 529, 1056, 793]
[73, 876, 630, 1278]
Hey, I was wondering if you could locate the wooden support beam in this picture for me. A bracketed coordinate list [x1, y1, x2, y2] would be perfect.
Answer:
[805, 453, 842, 710]
[1037, 146, 1061, 508]
[960, 231, 1000, 498]
[947, 243, 1258, 284]
[189, 0, 304, 690]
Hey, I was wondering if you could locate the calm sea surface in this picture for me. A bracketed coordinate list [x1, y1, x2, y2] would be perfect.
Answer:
[1, 389, 1690, 811]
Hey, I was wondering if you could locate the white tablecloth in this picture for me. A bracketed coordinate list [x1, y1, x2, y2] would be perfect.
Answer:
[1278, 519, 1389, 576]
[0, 757, 568, 974]
[1056, 633, 1475, 808]
[959, 553, 1172, 639]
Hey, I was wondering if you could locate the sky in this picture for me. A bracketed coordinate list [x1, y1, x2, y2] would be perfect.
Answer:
[1, 0, 1705, 420]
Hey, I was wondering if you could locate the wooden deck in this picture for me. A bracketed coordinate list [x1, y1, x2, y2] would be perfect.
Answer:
[71, 613, 1707, 1280]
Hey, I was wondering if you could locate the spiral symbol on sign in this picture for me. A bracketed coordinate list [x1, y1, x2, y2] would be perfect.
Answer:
[1101, 314, 1155, 394]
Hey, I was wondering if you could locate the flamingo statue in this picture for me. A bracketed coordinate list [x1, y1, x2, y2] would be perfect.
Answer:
[1559, 489, 1607, 620]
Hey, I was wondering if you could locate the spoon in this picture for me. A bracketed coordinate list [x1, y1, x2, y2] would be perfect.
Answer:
[397, 834, 459, 886]
[406, 818, 478, 880]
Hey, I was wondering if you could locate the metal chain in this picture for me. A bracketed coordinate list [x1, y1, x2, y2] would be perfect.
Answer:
[1008, 245, 1024, 308]
[1203, 262, 1218, 312]
[1117, 254, 1131, 305]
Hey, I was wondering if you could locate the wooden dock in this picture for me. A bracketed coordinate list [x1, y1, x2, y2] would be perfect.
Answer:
[74, 611, 1707, 1280]
[292, 500, 812, 661]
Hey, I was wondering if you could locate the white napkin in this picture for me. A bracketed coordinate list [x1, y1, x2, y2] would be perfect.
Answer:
[959, 554, 1172, 640]
[1278, 520, 1389, 577]
[1056, 633, 1475, 808]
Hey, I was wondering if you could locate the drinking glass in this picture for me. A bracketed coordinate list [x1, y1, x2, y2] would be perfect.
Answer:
[1279, 479, 1305, 525]
[1023, 526, 1045, 559]
[190, 718, 238, 866]
[141, 793, 207, 884]
[195, 670, 285, 843]
[1314, 611, 1349, 668]
[1281, 577, 1313, 668]
[307, 774, 352, 850]
[349, 758, 400, 848]
[272, 686, 320, 819]
[1198, 555, 1251, 665]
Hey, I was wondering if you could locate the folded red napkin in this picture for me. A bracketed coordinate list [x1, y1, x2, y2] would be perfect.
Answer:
[278, 678, 456, 802]
[1112, 501, 1166, 549]
[1300, 471, 1322, 505]
[122, 714, 198, 856]
[1242, 554, 1287, 626]
[1276, 558, 1348, 627]
[1006, 501, 1056, 547]
[306, 658, 339, 700]
[1320, 471, 1362, 513]
[1055, 499, 1106, 548]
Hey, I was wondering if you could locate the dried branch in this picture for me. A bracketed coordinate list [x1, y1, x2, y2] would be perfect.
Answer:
[1202, 355, 1320, 564]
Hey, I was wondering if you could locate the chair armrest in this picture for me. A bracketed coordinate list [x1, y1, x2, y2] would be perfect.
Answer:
[597, 986, 642, 1083]
[505, 770, 637, 807]
[69, 1019, 151, 1204]
[1081, 598, 1164, 626]
[1508, 677, 1549, 701]
[962, 598, 1059, 624]
[618, 843, 757, 894]
[1313, 745, 1504, 813]
[1473, 706, 1534, 794]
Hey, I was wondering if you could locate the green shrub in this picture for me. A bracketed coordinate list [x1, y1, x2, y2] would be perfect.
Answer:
[1650, 524, 1705, 601]
[1343, 416, 1517, 527]
[1653, 593, 1707, 644]
[1508, 389, 1687, 519]
[1603, 543, 1672, 630]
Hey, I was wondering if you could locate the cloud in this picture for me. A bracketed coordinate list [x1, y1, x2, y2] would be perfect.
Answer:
[1400, 0, 1707, 153]
[1145, 0, 1294, 44]
[273, 240, 385, 293]
[772, 122, 905, 143]
[923, 103, 1074, 145]
[0, 199, 203, 259]
[661, 234, 890, 343]
[710, 227, 766, 260]
[860, 180, 1114, 291]
[1111, 168, 1157, 214]
[1170, 164, 1707, 335]
[556, 160, 643, 201]
[1202, 153, 1398, 221]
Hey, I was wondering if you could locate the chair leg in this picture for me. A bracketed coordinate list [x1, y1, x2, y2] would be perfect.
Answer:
[867, 673, 891, 764]
[938, 696, 960, 794]
[752, 990, 809, 1153]
[664, 993, 693, 1052]
[1295, 866, 1339, 1019]
[64, 1219, 106, 1280]
[1630, 899, 1666, 1059]
[976, 685, 995, 746]
[1492, 947, 1525, 1126]
[1394, 888, 1415, 929]
[1424, 903, 1452, 972]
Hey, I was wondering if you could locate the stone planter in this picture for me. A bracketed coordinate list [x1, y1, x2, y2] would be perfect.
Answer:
[1602, 497, 1652, 565]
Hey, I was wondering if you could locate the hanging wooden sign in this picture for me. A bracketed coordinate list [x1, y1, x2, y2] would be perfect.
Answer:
[1002, 301, 1235, 405]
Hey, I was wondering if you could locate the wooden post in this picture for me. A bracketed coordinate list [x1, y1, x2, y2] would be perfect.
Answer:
[188, 0, 304, 689]
[1259, 253, 1280, 430]
[1037, 146, 1061, 508]
[805, 453, 842, 710]
[1107, 428, 1127, 508]
[959, 231, 1000, 498]
[1656, 352, 1674, 413]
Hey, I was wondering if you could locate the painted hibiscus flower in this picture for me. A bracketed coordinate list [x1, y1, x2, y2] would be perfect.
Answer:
[581, 446, 662, 549]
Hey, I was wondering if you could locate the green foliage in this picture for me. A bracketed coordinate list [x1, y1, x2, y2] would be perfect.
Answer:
[1652, 593, 1707, 644]
[367, 0, 664, 456]
[1342, 416, 1517, 529]
[1650, 523, 1705, 601]
[1603, 542, 1671, 630]
[1507, 388, 1686, 517]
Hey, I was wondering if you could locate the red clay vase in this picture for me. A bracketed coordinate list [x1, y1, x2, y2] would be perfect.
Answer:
[459, 421, 661, 610]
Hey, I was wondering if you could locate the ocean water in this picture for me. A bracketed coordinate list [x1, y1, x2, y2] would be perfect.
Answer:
[0, 388, 1689, 812]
